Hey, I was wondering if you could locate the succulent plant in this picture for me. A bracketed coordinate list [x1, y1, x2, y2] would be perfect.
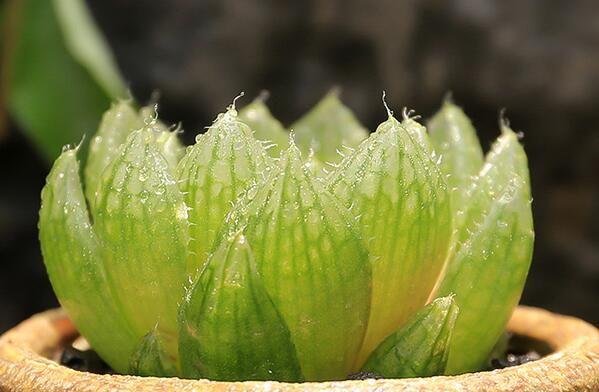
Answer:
[39, 92, 533, 381]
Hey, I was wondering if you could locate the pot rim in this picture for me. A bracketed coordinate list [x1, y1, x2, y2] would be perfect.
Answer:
[1, 306, 598, 391]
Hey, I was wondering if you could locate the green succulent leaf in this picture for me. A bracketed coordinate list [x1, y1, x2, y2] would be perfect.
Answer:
[93, 125, 189, 362]
[328, 113, 453, 366]
[129, 326, 178, 377]
[84, 100, 142, 208]
[435, 124, 534, 374]
[361, 296, 459, 378]
[238, 96, 289, 157]
[176, 108, 273, 274]
[291, 90, 369, 168]
[179, 232, 303, 381]
[39, 148, 136, 372]
[428, 99, 485, 221]
[222, 141, 371, 380]
[85, 103, 184, 209]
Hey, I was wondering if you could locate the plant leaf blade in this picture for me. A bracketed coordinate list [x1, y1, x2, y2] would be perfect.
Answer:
[93, 125, 189, 363]
[129, 326, 178, 377]
[238, 97, 288, 157]
[176, 108, 273, 275]
[328, 114, 453, 366]
[435, 125, 534, 374]
[223, 142, 372, 380]
[291, 90, 368, 167]
[179, 232, 303, 381]
[39, 148, 136, 372]
[361, 296, 459, 378]
[428, 100, 484, 221]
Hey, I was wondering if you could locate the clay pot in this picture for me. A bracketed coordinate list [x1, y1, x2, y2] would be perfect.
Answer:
[0, 306, 598, 391]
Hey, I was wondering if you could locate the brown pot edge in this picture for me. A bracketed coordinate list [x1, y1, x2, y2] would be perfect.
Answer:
[0, 306, 598, 392]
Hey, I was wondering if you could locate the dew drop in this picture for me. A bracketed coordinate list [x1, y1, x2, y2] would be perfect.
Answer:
[176, 202, 189, 220]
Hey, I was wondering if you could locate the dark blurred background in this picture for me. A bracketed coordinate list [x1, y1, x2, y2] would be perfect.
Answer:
[1, 0, 598, 332]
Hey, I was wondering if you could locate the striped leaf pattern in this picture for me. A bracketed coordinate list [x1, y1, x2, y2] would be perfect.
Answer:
[362, 296, 459, 378]
[435, 124, 534, 374]
[428, 100, 485, 224]
[221, 141, 371, 380]
[93, 125, 189, 363]
[328, 113, 452, 366]
[176, 108, 273, 275]
[39, 148, 136, 372]
[179, 232, 303, 381]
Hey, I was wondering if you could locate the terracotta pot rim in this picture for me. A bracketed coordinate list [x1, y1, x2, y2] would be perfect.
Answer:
[1, 305, 598, 391]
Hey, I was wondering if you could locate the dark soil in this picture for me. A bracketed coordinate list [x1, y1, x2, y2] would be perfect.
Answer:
[60, 346, 112, 374]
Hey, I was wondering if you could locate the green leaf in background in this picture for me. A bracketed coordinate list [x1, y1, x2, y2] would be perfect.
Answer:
[428, 99, 485, 222]
[328, 112, 452, 367]
[176, 107, 273, 275]
[7, 0, 125, 161]
[129, 326, 178, 377]
[222, 140, 371, 381]
[291, 89, 369, 169]
[238, 95, 289, 158]
[93, 125, 190, 365]
[52, 0, 126, 98]
[361, 296, 459, 378]
[434, 123, 534, 375]
[39, 147, 136, 372]
[179, 232, 303, 381]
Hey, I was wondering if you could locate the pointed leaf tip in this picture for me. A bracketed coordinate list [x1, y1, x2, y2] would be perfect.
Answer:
[328, 113, 452, 366]
[220, 143, 371, 380]
[291, 91, 368, 167]
[129, 326, 178, 377]
[176, 111, 273, 274]
[179, 233, 303, 381]
[361, 296, 459, 378]
[435, 125, 533, 374]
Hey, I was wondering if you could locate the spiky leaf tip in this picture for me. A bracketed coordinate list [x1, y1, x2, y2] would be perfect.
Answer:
[176, 107, 273, 275]
[435, 124, 534, 374]
[328, 112, 452, 366]
[238, 96, 288, 157]
[428, 99, 484, 223]
[291, 89, 369, 167]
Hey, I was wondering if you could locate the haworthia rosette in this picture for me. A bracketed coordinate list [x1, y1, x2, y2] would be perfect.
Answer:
[129, 326, 178, 377]
[435, 124, 534, 374]
[93, 125, 189, 363]
[238, 97, 289, 158]
[328, 113, 452, 366]
[291, 90, 369, 168]
[179, 232, 303, 381]
[222, 141, 371, 380]
[428, 100, 484, 222]
[176, 108, 273, 275]
[361, 296, 459, 378]
[39, 148, 136, 372]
